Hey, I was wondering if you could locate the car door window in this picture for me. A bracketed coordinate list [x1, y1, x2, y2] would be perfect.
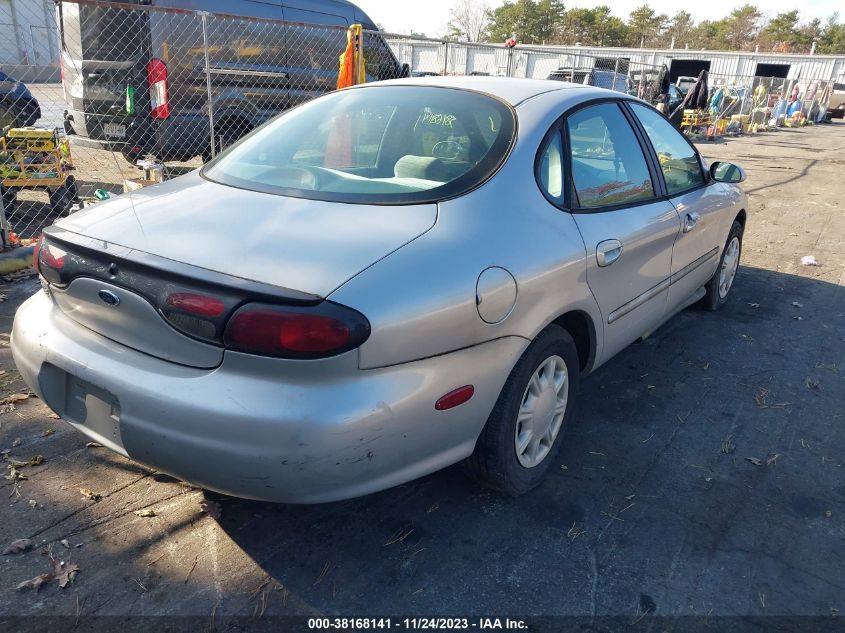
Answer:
[537, 131, 563, 201]
[566, 102, 655, 209]
[629, 103, 705, 195]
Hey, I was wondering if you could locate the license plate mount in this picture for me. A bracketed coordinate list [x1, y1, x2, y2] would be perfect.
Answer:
[103, 122, 126, 139]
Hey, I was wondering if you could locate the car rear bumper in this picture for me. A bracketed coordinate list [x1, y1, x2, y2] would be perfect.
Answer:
[65, 110, 210, 160]
[12, 291, 526, 503]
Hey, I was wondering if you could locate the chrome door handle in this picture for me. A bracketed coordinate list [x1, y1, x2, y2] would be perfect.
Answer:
[596, 239, 622, 267]
[683, 212, 700, 233]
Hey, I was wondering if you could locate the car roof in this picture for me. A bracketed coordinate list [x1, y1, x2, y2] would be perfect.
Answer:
[372, 76, 597, 107]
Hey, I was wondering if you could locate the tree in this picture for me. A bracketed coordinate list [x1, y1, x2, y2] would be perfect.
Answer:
[446, 0, 491, 42]
[594, 7, 629, 46]
[719, 5, 762, 50]
[817, 13, 845, 54]
[760, 11, 801, 51]
[665, 11, 694, 48]
[627, 5, 667, 48]
[561, 8, 597, 44]
[484, 0, 564, 44]
[687, 20, 722, 49]
[558, 6, 627, 46]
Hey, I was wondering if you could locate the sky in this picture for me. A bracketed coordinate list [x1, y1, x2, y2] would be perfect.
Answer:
[355, 0, 843, 38]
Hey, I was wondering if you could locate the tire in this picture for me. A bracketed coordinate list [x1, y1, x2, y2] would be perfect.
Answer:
[700, 219, 744, 311]
[1, 186, 17, 216]
[49, 176, 78, 216]
[121, 148, 143, 167]
[202, 119, 251, 163]
[464, 325, 580, 496]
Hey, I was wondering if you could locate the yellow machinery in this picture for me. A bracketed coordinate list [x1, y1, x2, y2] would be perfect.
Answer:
[0, 127, 78, 217]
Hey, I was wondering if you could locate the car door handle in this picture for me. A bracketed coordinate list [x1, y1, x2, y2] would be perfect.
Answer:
[596, 239, 622, 267]
[683, 212, 701, 233]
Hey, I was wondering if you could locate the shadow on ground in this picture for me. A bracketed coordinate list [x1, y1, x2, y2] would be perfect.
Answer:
[211, 266, 844, 616]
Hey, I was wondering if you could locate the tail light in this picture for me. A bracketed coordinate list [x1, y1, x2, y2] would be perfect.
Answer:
[37, 241, 66, 285]
[224, 302, 370, 359]
[161, 291, 228, 342]
[147, 59, 170, 119]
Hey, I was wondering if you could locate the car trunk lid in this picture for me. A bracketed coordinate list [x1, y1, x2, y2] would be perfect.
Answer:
[56, 171, 437, 296]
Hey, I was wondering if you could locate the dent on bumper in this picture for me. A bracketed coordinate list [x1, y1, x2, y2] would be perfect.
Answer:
[11, 292, 527, 503]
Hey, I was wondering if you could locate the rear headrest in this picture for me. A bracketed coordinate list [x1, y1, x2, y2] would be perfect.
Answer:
[394, 155, 451, 181]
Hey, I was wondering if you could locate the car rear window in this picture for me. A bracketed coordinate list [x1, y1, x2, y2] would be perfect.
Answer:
[202, 85, 515, 205]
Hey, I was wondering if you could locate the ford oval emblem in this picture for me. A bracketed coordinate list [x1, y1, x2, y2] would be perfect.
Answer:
[98, 290, 120, 307]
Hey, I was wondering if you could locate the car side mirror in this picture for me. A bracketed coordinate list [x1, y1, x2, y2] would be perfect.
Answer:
[710, 161, 746, 183]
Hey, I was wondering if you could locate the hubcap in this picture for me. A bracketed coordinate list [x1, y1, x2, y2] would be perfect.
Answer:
[718, 236, 740, 299]
[515, 355, 568, 468]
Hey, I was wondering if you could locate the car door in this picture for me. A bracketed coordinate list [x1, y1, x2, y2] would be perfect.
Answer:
[627, 102, 725, 310]
[564, 101, 681, 363]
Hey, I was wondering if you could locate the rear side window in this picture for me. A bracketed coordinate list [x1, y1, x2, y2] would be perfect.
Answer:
[537, 132, 563, 201]
[203, 86, 515, 205]
[566, 103, 654, 209]
[629, 103, 705, 195]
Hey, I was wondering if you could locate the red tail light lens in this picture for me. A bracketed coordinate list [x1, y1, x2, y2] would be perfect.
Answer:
[224, 303, 370, 359]
[36, 241, 66, 285]
[147, 59, 170, 119]
[40, 242, 66, 270]
[165, 293, 225, 318]
[161, 292, 228, 342]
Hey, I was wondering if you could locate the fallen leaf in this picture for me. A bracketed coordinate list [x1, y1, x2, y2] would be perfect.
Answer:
[48, 413, 61, 420]
[28, 455, 44, 466]
[0, 403, 15, 414]
[55, 561, 80, 588]
[41, 428, 55, 437]
[805, 377, 820, 390]
[2, 538, 33, 555]
[60, 539, 70, 549]
[745, 457, 764, 466]
[79, 488, 102, 502]
[791, 302, 803, 308]
[17, 555, 80, 591]
[12, 437, 21, 447]
[85, 442, 103, 449]
[0, 393, 30, 405]
[134, 508, 156, 518]
[747, 302, 760, 308]
[766, 453, 780, 466]
[17, 573, 52, 591]
[200, 499, 222, 520]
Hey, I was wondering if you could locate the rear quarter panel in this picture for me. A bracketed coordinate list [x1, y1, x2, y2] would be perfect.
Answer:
[329, 89, 605, 370]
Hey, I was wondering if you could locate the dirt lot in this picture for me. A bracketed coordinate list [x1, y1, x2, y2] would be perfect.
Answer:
[0, 122, 843, 630]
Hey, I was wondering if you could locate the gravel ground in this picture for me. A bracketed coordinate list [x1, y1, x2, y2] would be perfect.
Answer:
[0, 121, 843, 630]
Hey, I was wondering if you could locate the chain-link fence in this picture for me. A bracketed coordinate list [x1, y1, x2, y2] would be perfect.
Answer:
[0, 0, 838, 244]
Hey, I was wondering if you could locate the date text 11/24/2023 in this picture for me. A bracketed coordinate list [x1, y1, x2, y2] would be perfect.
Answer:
[307, 618, 528, 630]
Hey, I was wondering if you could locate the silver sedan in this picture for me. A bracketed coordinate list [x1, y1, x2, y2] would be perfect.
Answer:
[12, 77, 747, 502]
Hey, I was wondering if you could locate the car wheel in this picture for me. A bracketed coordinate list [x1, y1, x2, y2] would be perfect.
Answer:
[701, 220, 744, 311]
[48, 176, 78, 216]
[1, 186, 17, 215]
[464, 324, 580, 496]
[202, 119, 251, 163]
